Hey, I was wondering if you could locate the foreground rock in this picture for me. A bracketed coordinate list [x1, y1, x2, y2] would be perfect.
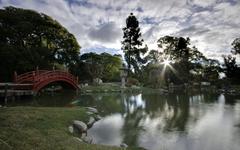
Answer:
[73, 120, 87, 134]
[87, 116, 96, 128]
[68, 125, 73, 133]
[94, 114, 102, 121]
[120, 143, 128, 148]
[86, 107, 98, 114]
[81, 134, 93, 144]
[73, 137, 83, 143]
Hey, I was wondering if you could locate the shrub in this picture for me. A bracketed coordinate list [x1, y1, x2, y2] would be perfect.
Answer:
[126, 77, 140, 87]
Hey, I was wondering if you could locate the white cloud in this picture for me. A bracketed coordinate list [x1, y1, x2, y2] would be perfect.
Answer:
[0, 0, 240, 61]
[88, 22, 121, 44]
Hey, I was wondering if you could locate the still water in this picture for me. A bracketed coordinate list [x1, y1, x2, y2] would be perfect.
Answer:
[4, 91, 240, 150]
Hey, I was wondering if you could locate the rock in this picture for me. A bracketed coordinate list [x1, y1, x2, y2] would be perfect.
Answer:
[68, 125, 73, 133]
[87, 117, 95, 128]
[120, 143, 128, 148]
[0, 105, 2, 108]
[86, 107, 98, 114]
[82, 136, 93, 144]
[86, 111, 94, 115]
[73, 120, 87, 134]
[93, 78, 102, 85]
[73, 137, 83, 143]
[94, 115, 102, 121]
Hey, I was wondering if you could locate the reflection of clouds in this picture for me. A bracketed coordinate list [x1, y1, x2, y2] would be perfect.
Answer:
[138, 116, 178, 150]
[125, 94, 146, 114]
[137, 94, 240, 150]
[88, 114, 124, 146]
[87, 93, 240, 150]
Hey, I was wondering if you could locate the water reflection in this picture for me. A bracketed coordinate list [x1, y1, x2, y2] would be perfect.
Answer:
[76, 93, 240, 150]
[88, 114, 124, 146]
[3, 91, 240, 150]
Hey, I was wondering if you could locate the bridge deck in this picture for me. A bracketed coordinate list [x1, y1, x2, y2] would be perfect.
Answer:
[0, 83, 34, 98]
[0, 90, 34, 97]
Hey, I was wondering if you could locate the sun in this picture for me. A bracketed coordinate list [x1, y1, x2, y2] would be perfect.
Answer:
[160, 56, 178, 78]
[162, 59, 171, 66]
[162, 56, 171, 66]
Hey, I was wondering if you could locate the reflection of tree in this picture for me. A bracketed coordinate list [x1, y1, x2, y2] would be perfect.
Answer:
[122, 107, 146, 146]
[142, 93, 190, 132]
[224, 94, 238, 105]
[75, 93, 125, 116]
[163, 94, 190, 131]
[142, 93, 167, 117]
[74, 92, 227, 147]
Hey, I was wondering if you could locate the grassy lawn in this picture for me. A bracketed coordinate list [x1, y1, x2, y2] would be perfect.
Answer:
[81, 83, 165, 94]
[0, 107, 126, 150]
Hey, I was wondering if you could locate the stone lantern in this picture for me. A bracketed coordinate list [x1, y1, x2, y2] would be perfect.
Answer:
[120, 64, 128, 88]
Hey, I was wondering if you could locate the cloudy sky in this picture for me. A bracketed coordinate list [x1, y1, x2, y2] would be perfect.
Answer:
[0, 0, 240, 61]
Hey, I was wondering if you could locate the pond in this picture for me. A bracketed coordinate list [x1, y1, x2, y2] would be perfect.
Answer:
[3, 91, 240, 150]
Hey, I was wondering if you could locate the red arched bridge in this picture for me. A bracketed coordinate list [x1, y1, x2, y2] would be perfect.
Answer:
[14, 70, 78, 93]
[0, 70, 79, 98]
[13, 70, 79, 93]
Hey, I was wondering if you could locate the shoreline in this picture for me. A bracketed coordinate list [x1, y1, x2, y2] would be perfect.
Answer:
[0, 107, 135, 150]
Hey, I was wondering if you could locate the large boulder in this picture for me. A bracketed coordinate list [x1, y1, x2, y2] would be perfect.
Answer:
[73, 120, 87, 134]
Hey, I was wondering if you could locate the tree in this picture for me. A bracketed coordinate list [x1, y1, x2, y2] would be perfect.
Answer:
[145, 50, 164, 65]
[121, 13, 147, 77]
[76, 52, 122, 82]
[0, 6, 80, 81]
[80, 53, 104, 81]
[232, 38, 240, 55]
[223, 55, 238, 79]
[202, 59, 220, 83]
[157, 36, 206, 83]
[100, 53, 122, 82]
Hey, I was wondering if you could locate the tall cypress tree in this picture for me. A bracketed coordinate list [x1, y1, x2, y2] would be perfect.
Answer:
[121, 13, 147, 76]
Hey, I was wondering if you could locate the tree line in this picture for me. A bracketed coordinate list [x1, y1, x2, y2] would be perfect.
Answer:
[121, 13, 240, 87]
[0, 6, 121, 82]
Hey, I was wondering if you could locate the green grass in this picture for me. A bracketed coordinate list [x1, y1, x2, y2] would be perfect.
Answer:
[0, 107, 126, 150]
[81, 83, 165, 94]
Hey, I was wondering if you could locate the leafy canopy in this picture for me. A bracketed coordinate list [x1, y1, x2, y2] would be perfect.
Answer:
[0, 6, 80, 81]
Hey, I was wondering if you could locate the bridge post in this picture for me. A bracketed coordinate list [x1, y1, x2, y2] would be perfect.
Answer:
[32, 71, 35, 81]
[36, 66, 39, 75]
[4, 83, 8, 104]
[14, 71, 17, 82]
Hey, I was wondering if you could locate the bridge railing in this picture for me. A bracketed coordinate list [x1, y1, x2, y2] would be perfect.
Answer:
[35, 70, 78, 82]
[15, 70, 49, 83]
[15, 70, 78, 84]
